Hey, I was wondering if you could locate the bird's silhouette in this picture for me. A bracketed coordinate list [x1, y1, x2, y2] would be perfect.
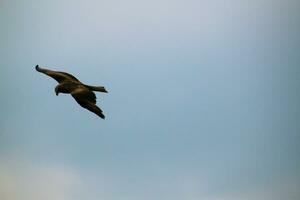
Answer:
[36, 65, 108, 119]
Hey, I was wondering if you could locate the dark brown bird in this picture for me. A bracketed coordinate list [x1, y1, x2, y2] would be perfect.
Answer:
[36, 65, 108, 119]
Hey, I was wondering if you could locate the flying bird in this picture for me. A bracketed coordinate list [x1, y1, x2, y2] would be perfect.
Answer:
[36, 65, 108, 119]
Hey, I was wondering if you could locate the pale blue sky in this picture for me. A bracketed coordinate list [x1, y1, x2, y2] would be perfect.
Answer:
[1, 0, 300, 200]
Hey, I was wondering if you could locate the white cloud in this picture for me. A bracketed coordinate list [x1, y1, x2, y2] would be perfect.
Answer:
[0, 158, 80, 200]
[1, 156, 299, 200]
[233, 176, 300, 200]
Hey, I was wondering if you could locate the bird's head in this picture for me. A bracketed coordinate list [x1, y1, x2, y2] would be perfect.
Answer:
[55, 85, 61, 96]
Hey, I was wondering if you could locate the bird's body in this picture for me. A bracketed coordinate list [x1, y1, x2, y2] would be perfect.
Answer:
[35, 65, 108, 119]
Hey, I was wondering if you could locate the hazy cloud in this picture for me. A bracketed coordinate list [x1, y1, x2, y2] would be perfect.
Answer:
[0, 157, 80, 200]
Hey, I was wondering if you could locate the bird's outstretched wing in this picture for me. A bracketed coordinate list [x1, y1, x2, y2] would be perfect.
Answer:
[71, 86, 105, 119]
[36, 65, 80, 83]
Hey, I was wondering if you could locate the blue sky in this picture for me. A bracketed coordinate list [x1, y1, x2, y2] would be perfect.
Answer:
[1, 0, 300, 199]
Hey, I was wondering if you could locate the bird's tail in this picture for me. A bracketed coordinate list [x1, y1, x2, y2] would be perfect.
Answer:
[84, 85, 108, 93]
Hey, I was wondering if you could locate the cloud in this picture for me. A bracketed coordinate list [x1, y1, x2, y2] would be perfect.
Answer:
[0, 155, 299, 200]
[233, 176, 300, 200]
[0, 158, 80, 200]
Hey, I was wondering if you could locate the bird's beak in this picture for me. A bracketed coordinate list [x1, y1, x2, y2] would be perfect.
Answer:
[55, 92, 59, 96]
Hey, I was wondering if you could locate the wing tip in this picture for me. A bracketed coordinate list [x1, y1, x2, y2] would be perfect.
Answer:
[99, 113, 105, 119]
[35, 65, 41, 71]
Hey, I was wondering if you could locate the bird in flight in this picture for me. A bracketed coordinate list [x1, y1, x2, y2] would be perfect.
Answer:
[36, 65, 108, 119]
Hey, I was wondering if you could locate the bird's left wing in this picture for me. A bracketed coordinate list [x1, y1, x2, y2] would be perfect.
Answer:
[36, 65, 80, 83]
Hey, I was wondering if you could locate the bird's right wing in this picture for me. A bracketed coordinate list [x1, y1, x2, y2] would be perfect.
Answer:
[71, 87, 105, 119]
[35, 65, 80, 83]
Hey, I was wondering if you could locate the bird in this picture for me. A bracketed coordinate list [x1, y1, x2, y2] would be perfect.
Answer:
[35, 65, 108, 119]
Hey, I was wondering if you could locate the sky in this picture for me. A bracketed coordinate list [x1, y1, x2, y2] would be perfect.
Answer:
[0, 0, 300, 199]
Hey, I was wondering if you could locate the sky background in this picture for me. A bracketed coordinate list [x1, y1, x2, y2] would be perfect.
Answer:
[0, 0, 300, 199]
